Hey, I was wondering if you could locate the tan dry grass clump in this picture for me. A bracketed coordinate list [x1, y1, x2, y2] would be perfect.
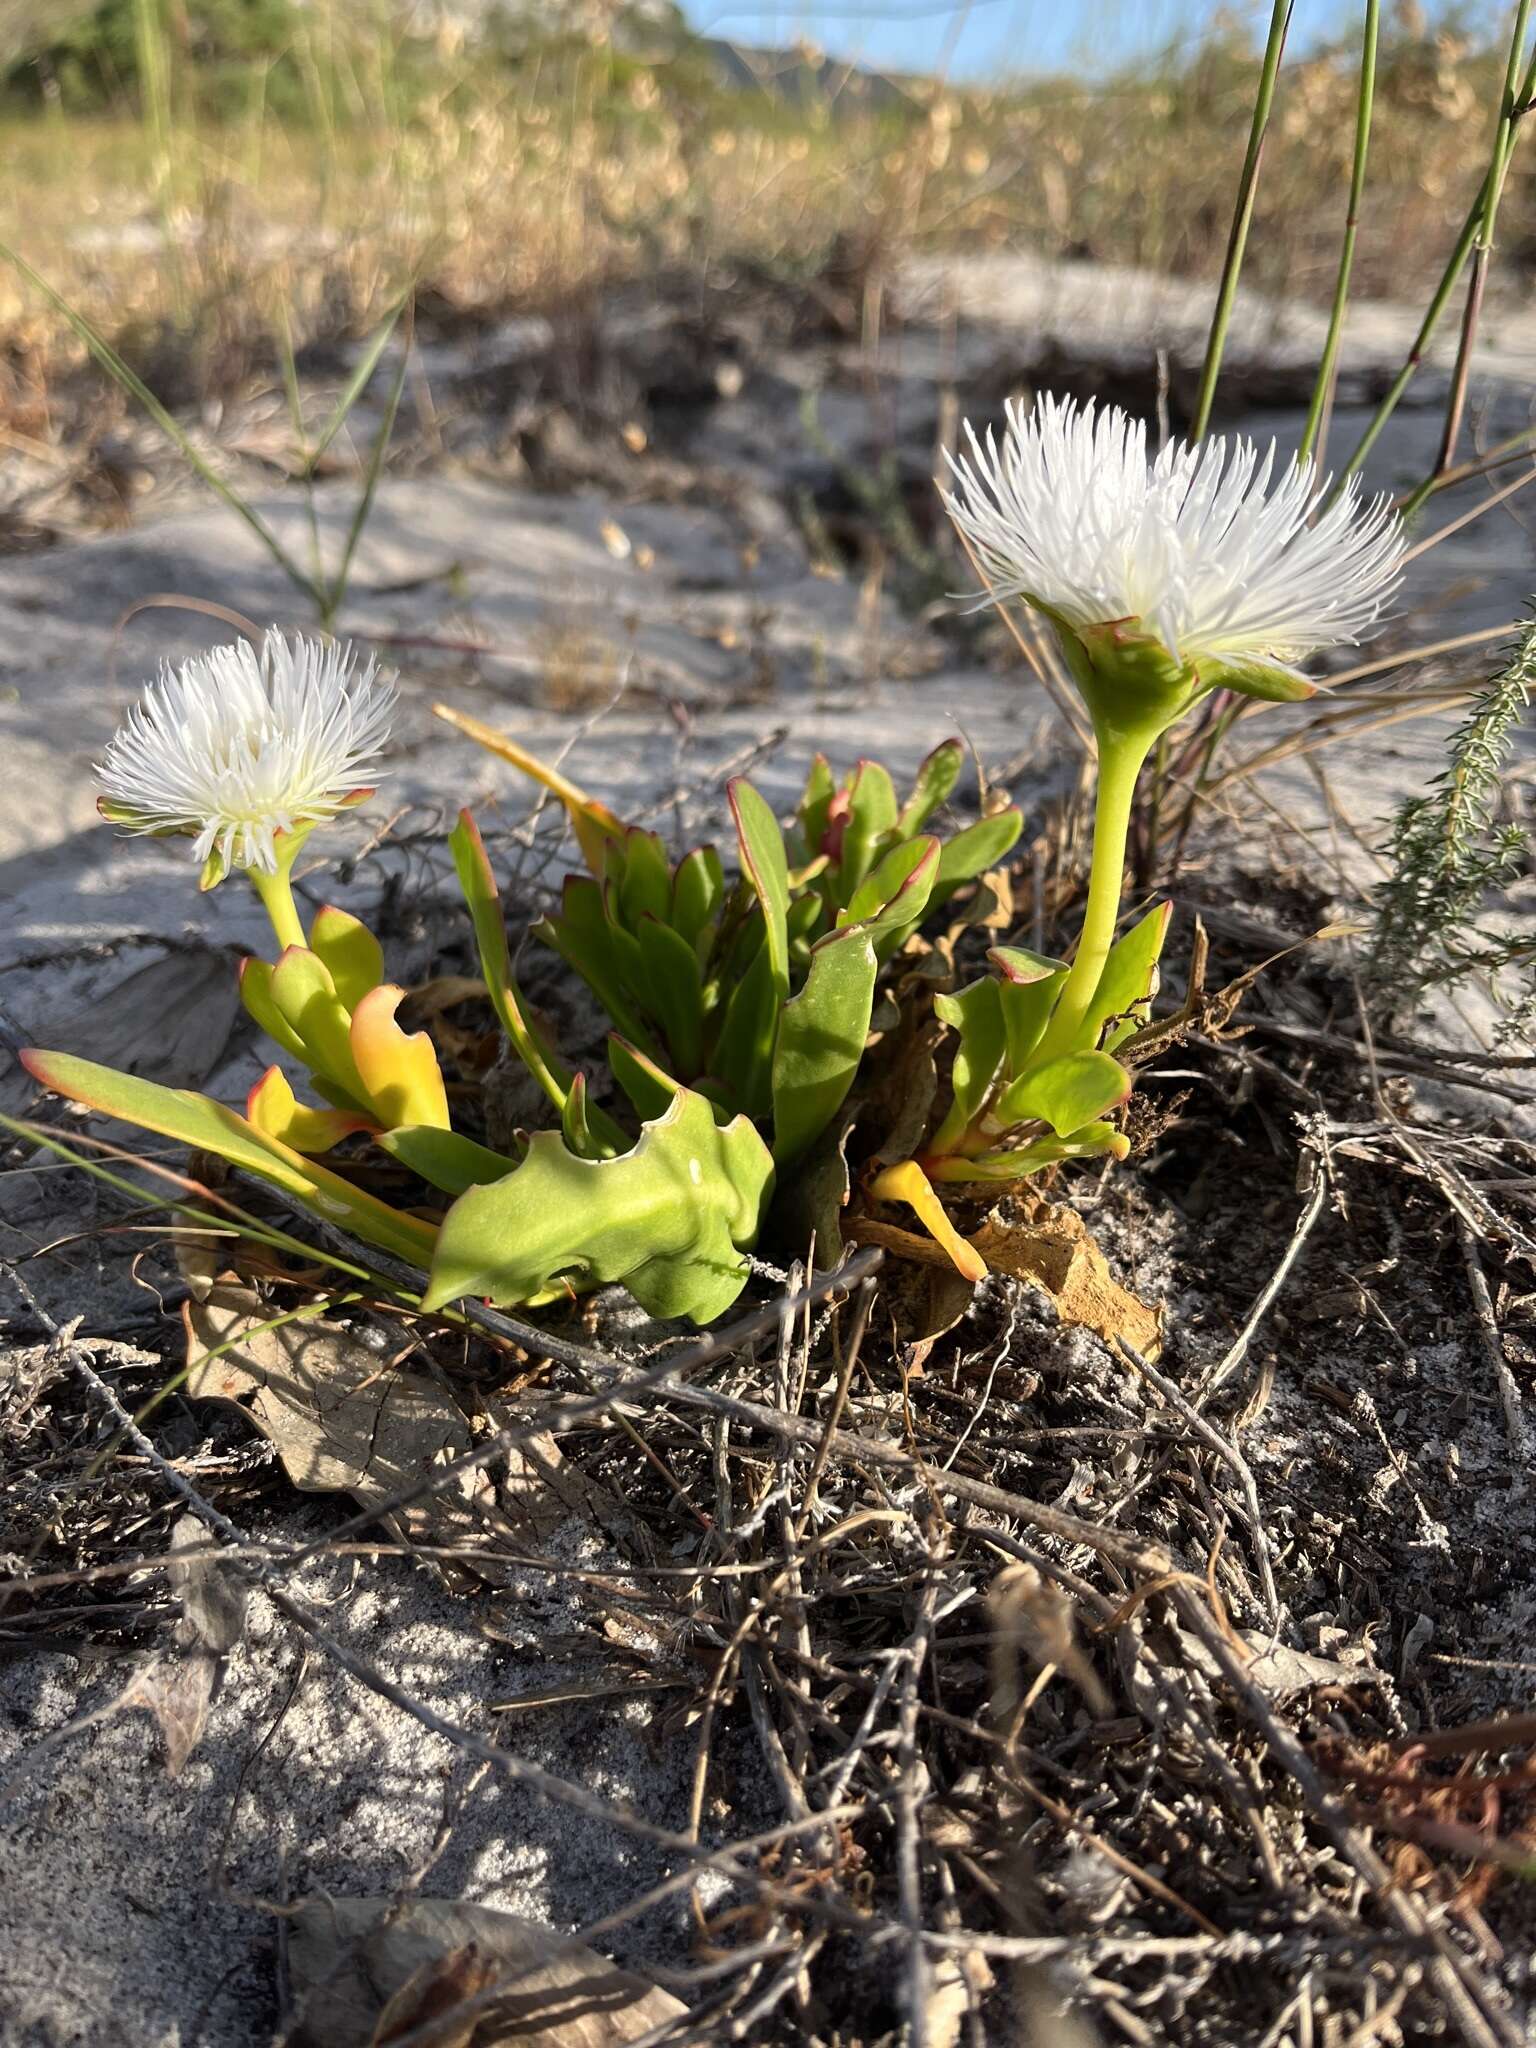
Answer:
[0, 11, 1527, 412]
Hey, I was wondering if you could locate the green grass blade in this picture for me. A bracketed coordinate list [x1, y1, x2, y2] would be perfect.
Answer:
[1189, 0, 1294, 441]
[1401, 1, 1535, 509]
[1299, 0, 1379, 465]
[0, 243, 320, 609]
[0, 1111, 385, 1286]
[309, 289, 411, 469]
[274, 292, 325, 591]
[1330, 24, 1536, 504]
[324, 307, 412, 624]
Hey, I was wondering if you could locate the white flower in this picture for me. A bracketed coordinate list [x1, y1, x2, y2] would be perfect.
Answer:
[942, 394, 1404, 686]
[97, 631, 396, 875]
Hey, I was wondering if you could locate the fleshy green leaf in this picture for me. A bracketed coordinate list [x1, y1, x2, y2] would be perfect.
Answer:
[450, 810, 516, 1008]
[840, 834, 939, 960]
[671, 845, 724, 951]
[602, 915, 649, 1007]
[831, 759, 899, 898]
[561, 1071, 612, 1160]
[238, 957, 309, 1063]
[771, 927, 878, 1166]
[309, 906, 385, 1012]
[927, 1120, 1129, 1182]
[21, 1048, 439, 1264]
[787, 891, 826, 944]
[376, 1125, 523, 1195]
[422, 1087, 774, 1325]
[608, 1035, 680, 1124]
[797, 752, 836, 860]
[637, 915, 705, 1078]
[989, 946, 1069, 1073]
[450, 813, 629, 1149]
[710, 941, 778, 1119]
[617, 829, 672, 930]
[842, 835, 934, 926]
[270, 946, 364, 1099]
[933, 809, 1023, 897]
[1083, 903, 1173, 1053]
[729, 780, 791, 1002]
[896, 739, 965, 836]
[993, 1050, 1131, 1137]
[536, 874, 659, 1060]
[716, 899, 769, 991]
[929, 977, 1006, 1153]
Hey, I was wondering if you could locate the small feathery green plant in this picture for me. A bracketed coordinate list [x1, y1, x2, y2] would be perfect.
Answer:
[1369, 612, 1535, 1022]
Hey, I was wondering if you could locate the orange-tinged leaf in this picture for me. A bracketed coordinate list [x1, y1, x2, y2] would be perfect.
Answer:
[309, 905, 385, 1011]
[19, 1047, 438, 1265]
[433, 704, 626, 874]
[350, 985, 452, 1130]
[868, 1158, 987, 1284]
[246, 1065, 374, 1154]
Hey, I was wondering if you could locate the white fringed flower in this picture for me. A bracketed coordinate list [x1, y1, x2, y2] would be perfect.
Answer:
[942, 394, 1404, 688]
[97, 631, 396, 876]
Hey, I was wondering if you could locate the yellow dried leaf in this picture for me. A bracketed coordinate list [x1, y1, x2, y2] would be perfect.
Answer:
[969, 1198, 1163, 1359]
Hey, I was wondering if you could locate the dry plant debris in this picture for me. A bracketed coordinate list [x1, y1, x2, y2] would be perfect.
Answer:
[5, 877, 1535, 2048]
[182, 1277, 599, 1576]
[286, 1896, 685, 2048]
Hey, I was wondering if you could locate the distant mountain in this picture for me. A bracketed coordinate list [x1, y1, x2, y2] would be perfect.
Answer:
[698, 35, 914, 108]
[414, 1, 916, 106]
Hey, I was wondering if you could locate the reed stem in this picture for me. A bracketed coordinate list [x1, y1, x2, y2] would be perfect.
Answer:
[1401, 0, 1535, 516]
[1299, 0, 1379, 467]
[1329, 10, 1536, 508]
[1189, 0, 1294, 441]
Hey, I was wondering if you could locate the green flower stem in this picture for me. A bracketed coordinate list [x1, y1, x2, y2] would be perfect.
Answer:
[248, 856, 308, 954]
[1034, 724, 1157, 1064]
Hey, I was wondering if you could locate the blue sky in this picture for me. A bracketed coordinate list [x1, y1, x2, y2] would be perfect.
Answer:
[677, 1, 1444, 81]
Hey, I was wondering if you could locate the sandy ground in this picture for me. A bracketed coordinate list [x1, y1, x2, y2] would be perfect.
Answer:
[898, 245, 1536, 393]
[1, 1526, 755, 2046]
[2, 264, 1534, 2045]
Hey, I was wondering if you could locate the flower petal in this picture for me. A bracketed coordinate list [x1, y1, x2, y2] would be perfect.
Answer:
[942, 394, 1404, 682]
[95, 631, 395, 874]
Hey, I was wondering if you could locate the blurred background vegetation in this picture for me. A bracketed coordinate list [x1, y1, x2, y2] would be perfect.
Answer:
[0, 1, 1529, 410]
